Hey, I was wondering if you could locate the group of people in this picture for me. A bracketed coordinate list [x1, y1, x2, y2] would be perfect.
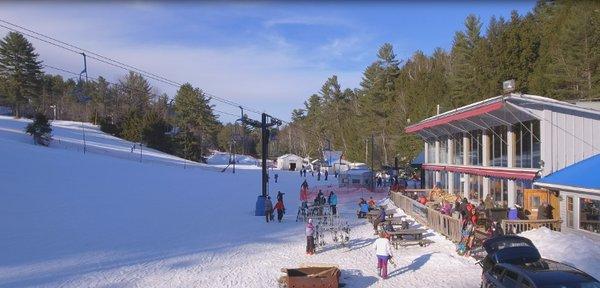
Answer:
[299, 167, 334, 181]
[264, 191, 286, 223]
[357, 197, 377, 218]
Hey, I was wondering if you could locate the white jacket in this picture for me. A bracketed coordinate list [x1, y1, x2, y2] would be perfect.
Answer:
[373, 238, 393, 257]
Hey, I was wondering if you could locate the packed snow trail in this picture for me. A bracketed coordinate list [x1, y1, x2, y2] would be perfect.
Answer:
[1, 116, 481, 287]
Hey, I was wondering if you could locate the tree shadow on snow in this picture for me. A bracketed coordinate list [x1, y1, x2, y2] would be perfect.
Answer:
[387, 252, 436, 278]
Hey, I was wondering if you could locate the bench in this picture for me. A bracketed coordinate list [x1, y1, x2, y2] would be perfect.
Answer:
[385, 228, 431, 249]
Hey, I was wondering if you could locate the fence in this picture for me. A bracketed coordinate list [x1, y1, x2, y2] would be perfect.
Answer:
[502, 219, 562, 234]
[390, 192, 462, 242]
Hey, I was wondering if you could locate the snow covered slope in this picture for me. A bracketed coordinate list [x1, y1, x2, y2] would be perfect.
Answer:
[1, 116, 482, 287]
[0, 116, 217, 171]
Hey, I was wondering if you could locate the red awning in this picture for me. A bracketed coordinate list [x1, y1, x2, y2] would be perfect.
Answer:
[422, 164, 538, 180]
[405, 101, 504, 133]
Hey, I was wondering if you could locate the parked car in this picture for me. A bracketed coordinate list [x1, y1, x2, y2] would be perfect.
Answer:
[480, 235, 600, 288]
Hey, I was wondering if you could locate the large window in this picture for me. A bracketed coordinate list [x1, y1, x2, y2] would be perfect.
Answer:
[439, 171, 448, 189]
[439, 137, 448, 164]
[515, 180, 533, 207]
[424, 170, 435, 189]
[580, 197, 600, 234]
[426, 139, 435, 163]
[514, 120, 541, 168]
[453, 133, 464, 165]
[469, 175, 483, 202]
[490, 126, 508, 167]
[453, 172, 463, 196]
[490, 178, 508, 206]
[469, 131, 483, 166]
[567, 196, 574, 228]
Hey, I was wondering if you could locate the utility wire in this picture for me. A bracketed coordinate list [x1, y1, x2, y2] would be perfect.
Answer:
[0, 19, 263, 116]
[42, 64, 240, 120]
[0, 20, 330, 146]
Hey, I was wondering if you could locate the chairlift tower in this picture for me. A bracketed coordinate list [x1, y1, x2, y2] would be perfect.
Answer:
[240, 112, 282, 216]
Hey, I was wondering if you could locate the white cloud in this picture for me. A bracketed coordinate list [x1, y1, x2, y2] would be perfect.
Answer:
[0, 4, 365, 121]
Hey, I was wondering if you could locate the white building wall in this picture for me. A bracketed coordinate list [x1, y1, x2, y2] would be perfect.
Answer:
[535, 106, 600, 176]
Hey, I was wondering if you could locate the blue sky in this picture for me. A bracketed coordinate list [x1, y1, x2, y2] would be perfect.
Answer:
[0, 1, 536, 122]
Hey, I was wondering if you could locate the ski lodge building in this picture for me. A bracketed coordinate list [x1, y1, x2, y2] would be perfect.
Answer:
[405, 93, 600, 235]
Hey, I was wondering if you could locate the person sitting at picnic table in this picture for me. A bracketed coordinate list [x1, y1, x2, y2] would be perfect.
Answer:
[440, 200, 452, 215]
[358, 199, 369, 218]
[373, 207, 386, 234]
[368, 197, 376, 211]
[484, 194, 494, 210]
[373, 231, 394, 279]
[418, 194, 428, 205]
[384, 221, 395, 232]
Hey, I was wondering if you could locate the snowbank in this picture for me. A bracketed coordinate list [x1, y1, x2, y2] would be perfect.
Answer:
[520, 227, 600, 280]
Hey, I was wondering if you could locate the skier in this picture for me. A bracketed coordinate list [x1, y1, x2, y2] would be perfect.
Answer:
[334, 170, 338, 178]
[274, 198, 285, 222]
[300, 187, 308, 203]
[274, 173, 279, 183]
[301, 180, 309, 191]
[373, 232, 393, 279]
[306, 219, 315, 255]
[277, 191, 285, 202]
[324, 170, 328, 181]
[264, 196, 274, 223]
[328, 191, 338, 216]
[317, 170, 321, 181]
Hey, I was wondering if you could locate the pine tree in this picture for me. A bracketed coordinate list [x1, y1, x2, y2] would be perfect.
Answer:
[0, 32, 43, 118]
[25, 113, 52, 146]
[173, 83, 219, 160]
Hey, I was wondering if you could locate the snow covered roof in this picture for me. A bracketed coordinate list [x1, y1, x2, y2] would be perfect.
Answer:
[277, 153, 303, 160]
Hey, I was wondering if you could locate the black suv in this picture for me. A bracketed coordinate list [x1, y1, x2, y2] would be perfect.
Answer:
[480, 235, 599, 288]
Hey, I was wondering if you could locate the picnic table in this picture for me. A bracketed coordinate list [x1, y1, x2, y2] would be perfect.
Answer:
[366, 209, 396, 222]
[385, 228, 431, 249]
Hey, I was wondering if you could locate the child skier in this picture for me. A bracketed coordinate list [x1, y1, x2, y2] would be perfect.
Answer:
[306, 219, 315, 255]
[373, 232, 393, 279]
[274, 199, 285, 222]
[274, 173, 279, 183]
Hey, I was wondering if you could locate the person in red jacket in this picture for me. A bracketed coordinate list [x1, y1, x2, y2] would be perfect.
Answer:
[274, 199, 285, 222]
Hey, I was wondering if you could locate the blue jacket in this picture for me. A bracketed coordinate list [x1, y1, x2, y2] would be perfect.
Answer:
[360, 203, 369, 213]
[329, 194, 338, 205]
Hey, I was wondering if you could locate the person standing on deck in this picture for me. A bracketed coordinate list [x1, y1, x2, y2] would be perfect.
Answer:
[306, 219, 315, 255]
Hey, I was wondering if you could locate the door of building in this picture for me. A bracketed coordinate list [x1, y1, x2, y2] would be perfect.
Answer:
[289, 163, 296, 171]
[524, 189, 559, 220]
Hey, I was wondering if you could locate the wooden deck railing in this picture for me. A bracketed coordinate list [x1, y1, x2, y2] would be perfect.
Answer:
[502, 219, 562, 234]
[390, 192, 462, 242]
